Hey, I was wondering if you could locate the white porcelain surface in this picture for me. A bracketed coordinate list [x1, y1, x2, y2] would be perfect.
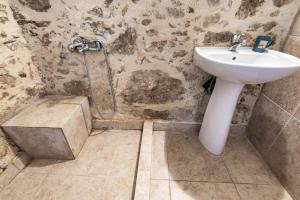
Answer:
[193, 47, 300, 84]
[193, 47, 300, 155]
[199, 78, 244, 155]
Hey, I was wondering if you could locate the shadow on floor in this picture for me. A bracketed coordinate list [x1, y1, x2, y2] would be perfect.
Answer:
[163, 131, 292, 200]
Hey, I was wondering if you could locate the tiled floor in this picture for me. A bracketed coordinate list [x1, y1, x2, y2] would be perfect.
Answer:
[0, 130, 141, 200]
[150, 131, 294, 200]
[0, 129, 295, 200]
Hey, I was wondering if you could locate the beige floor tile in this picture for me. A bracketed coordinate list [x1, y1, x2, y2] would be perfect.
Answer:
[50, 133, 111, 176]
[236, 184, 294, 200]
[35, 174, 105, 200]
[0, 164, 20, 190]
[23, 159, 60, 174]
[0, 171, 47, 200]
[50, 130, 140, 177]
[103, 177, 135, 200]
[223, 135, 279, 185]
[150, 180, 171, 200]
[151, 131, 169, 180]
[106, 130, 140, 178]
[107, 141, 139, 178]
[166, 133, 230, 182]
[170, 181, 240, 200]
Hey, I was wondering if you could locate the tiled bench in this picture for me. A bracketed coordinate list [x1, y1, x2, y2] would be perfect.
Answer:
[1, 96, 91, 160]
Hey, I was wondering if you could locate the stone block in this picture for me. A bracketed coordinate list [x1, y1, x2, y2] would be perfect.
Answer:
[45, 95, 92, 133]
[1, 97, 89, 160]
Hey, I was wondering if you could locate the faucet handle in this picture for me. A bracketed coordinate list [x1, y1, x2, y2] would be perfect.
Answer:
[231, 34, 241, 44]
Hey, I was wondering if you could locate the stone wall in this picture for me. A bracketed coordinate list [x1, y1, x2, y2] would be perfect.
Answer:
[247, 9, 300, 200]
[0, 0, 43, 174]
[8, 0, 299, 123]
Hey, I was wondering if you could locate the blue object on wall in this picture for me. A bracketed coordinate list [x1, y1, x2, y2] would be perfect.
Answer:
[252, 35, 273, 53]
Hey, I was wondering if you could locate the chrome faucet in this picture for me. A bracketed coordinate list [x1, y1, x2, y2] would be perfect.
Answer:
[68, 37, 103, 53]
[229, 34, 246, 52]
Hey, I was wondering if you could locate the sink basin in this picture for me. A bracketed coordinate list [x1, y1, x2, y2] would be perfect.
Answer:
[194, 47, 300, 84]
[193, 47, 300, 155]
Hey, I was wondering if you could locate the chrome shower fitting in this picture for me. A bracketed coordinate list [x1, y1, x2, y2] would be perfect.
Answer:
[68, 37, 103, 53]
[67, 36, 117, 121]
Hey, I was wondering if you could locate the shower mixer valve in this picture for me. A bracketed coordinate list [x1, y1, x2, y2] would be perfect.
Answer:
[68, 37, 103, 53]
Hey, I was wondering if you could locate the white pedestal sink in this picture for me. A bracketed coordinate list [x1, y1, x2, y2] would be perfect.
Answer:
[193, 47, 300, 155]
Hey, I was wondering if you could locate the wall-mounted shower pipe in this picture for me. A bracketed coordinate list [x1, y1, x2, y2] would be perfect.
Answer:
[68, 37, 103, 53]
[68, 37, 117, 120]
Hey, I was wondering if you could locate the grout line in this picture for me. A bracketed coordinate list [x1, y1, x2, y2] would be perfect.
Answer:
[292, 101, 300, 122]
[165, 132, 173, 200]
[165, 136, 173, 200]
[166, 179, 278, 186]
[0, 167, 24, 193]
[244, 137, 282, 187]
[148, 123, 153, 200]
[217, 154, 242, 199]
[266, 114, 292, 154]
[293, 115, 300, 123]
[164, 179, 233, 184]
[221, 158, 234, 183]
[261, 94, 299, 153]
[43, 171, 109, 179]
[262, 94, 293, 116]
[31, 159, 64, 200]
[233, 183, 243, 200]
[131, 125, 143, 200]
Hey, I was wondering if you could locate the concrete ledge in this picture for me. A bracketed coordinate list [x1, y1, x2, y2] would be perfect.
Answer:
[153, 120, 201, 133]
[153, 120, 246, 135]
[93, 119, 144, 130]
[93, 119, 246, 135]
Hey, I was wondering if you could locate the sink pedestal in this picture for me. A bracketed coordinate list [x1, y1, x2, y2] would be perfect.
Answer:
[199, 78, 244, 155]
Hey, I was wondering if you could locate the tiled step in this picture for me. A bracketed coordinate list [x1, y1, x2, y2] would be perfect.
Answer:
[1, 96, 91, 160]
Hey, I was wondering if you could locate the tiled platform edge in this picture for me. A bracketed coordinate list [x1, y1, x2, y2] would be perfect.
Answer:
[93, 120, 246, 135]
[134, 121, 153, 200]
